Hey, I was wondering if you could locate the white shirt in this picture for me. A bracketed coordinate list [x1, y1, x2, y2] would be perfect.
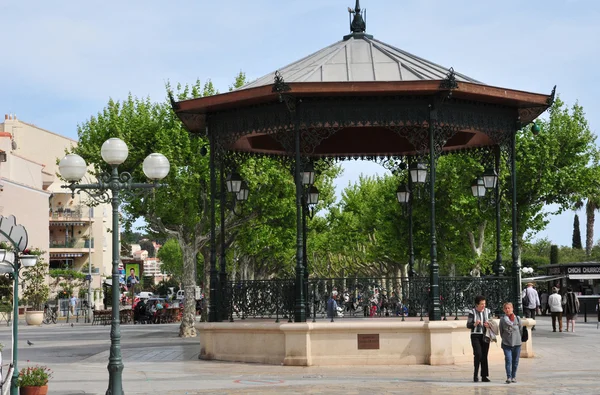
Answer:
[548, 293, 563, 313]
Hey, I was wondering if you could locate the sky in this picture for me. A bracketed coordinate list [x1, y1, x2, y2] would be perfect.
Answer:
[1, 0, 599, 247]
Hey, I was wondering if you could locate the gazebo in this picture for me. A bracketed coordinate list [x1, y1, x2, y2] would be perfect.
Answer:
[171, 1, 553, 365]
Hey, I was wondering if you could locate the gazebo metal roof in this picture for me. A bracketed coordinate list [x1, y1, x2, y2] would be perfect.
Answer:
[172, 1, 554, 158]
[241, 37, 481, 90]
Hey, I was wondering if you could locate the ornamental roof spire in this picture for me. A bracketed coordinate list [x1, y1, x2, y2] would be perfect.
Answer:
[350, 0, 366, 33]
[344, 1, 372, 40]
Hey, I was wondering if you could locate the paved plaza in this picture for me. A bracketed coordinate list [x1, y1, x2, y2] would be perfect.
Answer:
[0, 315, 599, 394]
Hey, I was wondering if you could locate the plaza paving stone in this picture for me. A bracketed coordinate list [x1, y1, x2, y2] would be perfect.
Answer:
[1, 315, 599, 394]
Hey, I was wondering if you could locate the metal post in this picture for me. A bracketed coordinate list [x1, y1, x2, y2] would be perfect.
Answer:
[208, 135, 219, 323]
[428, 107, 441, 321]
[511, 126, 522, 316]
[107, 166, 124, 395]
[408, 159, 415, 279]
[10, 256, 19, 395]
[494, 145, 502, 276]
[219, 162, 227, 322]
[302, 196, 309, 316]
[88, 214, 93, 323]
[294, 128, 306, 322]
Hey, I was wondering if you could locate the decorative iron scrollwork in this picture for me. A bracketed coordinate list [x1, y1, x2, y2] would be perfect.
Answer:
[220, 276, 513, 321]
[547, 85, 557, 107]
[439, 67, 459, 99]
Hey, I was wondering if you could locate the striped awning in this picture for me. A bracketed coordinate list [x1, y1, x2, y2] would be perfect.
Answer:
[50, 253, 84, 258]
[49, 222, 86, 226]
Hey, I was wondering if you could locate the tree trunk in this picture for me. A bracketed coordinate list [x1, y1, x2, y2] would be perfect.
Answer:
[586, 201, 596, 256]
[201, 248, 210, 323]
[467, 221, 487, 277]
[179, 242, 197, 337]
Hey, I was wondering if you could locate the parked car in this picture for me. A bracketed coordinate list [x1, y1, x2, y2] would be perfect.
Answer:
[176, 287, 203, 301]
[137, 292, 155, 300]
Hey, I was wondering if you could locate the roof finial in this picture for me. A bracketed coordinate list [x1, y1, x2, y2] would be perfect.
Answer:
[349, 0, 366, 33]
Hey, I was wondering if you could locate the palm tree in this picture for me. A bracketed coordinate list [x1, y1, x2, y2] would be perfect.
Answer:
[575, 197, 600, 256]
[585, 198, 600, 255]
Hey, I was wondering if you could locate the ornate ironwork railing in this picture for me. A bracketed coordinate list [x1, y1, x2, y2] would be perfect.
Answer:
[222, 279, 295, 321]
[219, 276, 514, 322]
[439, 276, 512, 319]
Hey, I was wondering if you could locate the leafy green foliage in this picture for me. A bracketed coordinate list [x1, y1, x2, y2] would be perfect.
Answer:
[550, 245, 559, 264]
[22, 249, 50, 311]
[572, 214, 583, 249]
[16, 365, 52, 387]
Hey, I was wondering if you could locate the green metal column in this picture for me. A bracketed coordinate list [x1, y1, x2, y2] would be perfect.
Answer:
[408, 158, 415, 279]
[510, 126, 521, 316]
[219, 161, 227, 322]
[10, 256, 19, 395]
[209, 134, 218, 323]
[428, 107, 441, 321]
[294, 127, 306, 322]
[107, 166, 124, 395]
[494, 145, 502, 276]
[302, 197, 309, 316]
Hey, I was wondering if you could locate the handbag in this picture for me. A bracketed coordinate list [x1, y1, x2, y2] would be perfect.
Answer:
[521, 326, 529, 342]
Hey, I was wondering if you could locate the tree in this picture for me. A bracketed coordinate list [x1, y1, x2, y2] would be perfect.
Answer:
[572, 214, 583, 249]
[585, 198, 600, 255]
[139, 239, 156, 258]
[73, 71, 324, 336]
[22, 249, 50, 311]
[156, 238, 184, 284]
[515, 97, 600, 256]
[74, 79, 220, 337]
[550, 245, 559, 264]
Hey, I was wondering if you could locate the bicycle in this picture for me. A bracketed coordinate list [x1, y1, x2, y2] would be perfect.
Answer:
[43, 304, 57, 324]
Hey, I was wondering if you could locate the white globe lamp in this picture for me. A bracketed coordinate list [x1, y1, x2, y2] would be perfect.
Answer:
[101, 138, 129, 165]
[143, 153, 171, 180]
[59, 154, 88, 182]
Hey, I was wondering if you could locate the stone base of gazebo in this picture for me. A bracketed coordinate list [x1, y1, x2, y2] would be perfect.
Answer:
[196, 318, 534, 366]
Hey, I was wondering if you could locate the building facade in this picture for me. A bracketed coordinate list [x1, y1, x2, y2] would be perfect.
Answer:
[0, 114, 113, 296]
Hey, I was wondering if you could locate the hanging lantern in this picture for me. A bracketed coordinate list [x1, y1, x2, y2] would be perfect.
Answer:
[409, 162, 428, 184]
[482, 168, 498, 190]
[396, 185, 410, 204]
[471, 178, 486, 198]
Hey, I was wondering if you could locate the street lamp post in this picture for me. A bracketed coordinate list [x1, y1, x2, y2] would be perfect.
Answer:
[218, 168, 248, 321]
[58, 138, 170, 395]
[300, 163, 318, 317]
[0, 223, 38, 395]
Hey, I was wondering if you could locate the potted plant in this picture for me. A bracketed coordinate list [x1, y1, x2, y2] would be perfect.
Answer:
[15, 364, 52, 395]
[22, 249, 50, 326]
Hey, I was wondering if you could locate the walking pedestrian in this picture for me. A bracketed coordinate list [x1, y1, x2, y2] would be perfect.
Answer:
[563, 287, 580, 332]
[548, 287, 563, 332]
[499, 302, 522, 384]
[522, 283, 540, 330]
[70, 295, 78, 315]
[540, 290, 549, 315]
[327, 291, 339, 319]
[467, 295, 491, 382]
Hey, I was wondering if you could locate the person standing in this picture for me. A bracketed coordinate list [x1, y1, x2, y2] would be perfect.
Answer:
[522, 283, 540, 330]
[499, 302, 522, 384]
[467, 295, 491, 383]
[540, 290, 549, 315]
[70, 294, 78, 315]
[548, 287, 563, 332]
[563, 287, 580, 332]
[326, 291, 339, 319]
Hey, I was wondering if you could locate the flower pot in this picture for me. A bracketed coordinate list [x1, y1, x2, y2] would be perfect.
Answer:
[25, 311, 44, 326]
[20, 385, 48, 395]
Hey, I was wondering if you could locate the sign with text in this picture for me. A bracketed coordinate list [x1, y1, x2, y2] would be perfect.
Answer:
[357, 334, 380, 350]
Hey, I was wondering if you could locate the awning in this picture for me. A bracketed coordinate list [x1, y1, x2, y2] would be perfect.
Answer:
[568, 274, 600, 280]
[521, 275, 566, 283]
[50, 253, 84, 258]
